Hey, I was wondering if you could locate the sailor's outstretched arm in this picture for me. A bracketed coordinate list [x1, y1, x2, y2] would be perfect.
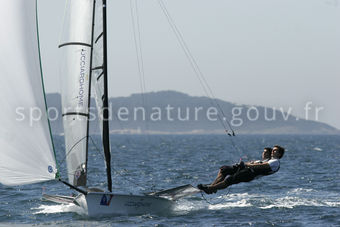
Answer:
[245, 160, 258, 165]
[245, 162, 269, 167]
[245, 162, 271, 171]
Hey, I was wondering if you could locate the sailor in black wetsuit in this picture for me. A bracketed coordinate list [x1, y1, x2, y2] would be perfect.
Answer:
[198, 145, 284, 194]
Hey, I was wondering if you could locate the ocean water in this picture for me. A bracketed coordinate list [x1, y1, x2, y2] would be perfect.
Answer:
[0, 134, 339, 226]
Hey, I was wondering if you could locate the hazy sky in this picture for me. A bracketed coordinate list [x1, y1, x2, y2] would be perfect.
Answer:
[38, 0, 340, 129]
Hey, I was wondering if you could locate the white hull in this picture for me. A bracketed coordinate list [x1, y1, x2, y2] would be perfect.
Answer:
[75, 192, 174, 216]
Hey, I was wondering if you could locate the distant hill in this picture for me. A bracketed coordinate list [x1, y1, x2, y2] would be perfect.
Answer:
[46, 91, 339, 135]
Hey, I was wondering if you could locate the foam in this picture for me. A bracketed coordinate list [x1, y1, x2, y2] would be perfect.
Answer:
[259, 196, 340, 209]
[32, 204, 86, 215]
[176, 189, 340, 211]
[313, 147, 323, 151]
[288, 188, 315, 194]
[208, 199, 252, 209]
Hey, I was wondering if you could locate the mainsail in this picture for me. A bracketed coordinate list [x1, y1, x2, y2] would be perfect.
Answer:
[59, 0, 94, 186]
[60, 0, 112, 190]
[0, 0, 57, 186]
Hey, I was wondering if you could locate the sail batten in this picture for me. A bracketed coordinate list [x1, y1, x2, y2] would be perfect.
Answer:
[92, 66, 103, 71]
[62, 112, 90, 117]
[59, 42, 92, 48]
[95, 33, 104, 43]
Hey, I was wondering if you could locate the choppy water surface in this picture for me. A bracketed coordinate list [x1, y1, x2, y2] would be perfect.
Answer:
[0, 135, 339, 226]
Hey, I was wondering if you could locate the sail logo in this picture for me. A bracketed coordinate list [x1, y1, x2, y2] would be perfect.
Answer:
[78, 49, 87, 107]
[100, 194, 113, 206]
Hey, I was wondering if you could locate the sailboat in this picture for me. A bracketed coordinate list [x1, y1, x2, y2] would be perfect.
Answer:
[0, 0, 200, 216]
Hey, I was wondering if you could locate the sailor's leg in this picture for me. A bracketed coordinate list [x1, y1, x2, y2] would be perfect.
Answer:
[228, 168, 256, 184]
[211, 165, 237, 186]
[210, 170, 226, 186]
[208, 168, 256, 192]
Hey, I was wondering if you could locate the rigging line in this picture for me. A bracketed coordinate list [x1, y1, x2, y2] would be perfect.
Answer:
[229, 136, 244, 156]
[157, 0, 235, 136]
[86, 135, 106, 186]
[157, 1, 222, 111]
[157, 1, 209, 97]
[135, 0, 147, 94]
[88, 136, 148, 191]
[200, 187, 231, 205]
[59, 136, 88, 166]
[130, 0, 143, 89]
[157, 1, 208, 93]
[130, 0, 150, 135]
[88, 135, 105, 159]
[130, 0, 146, 94]
[114, 168, 149, 191]
[157, 0, 245, 156]
[157, 1, 215, 119]
[158, 0, 232, 128]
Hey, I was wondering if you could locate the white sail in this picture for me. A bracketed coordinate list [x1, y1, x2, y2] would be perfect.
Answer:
[0, 0, 57, 186]
[59, 0, 94, 186]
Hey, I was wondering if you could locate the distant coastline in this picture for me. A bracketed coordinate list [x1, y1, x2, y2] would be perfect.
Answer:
[46, 91, 340, 135]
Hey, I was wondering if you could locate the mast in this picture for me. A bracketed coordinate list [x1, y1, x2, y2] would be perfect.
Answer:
[102, 0, 112, 192]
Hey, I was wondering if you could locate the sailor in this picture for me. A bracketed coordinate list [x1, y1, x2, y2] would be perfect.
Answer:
[198, 145, 284, 194]
[208, 147, 272, 187]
